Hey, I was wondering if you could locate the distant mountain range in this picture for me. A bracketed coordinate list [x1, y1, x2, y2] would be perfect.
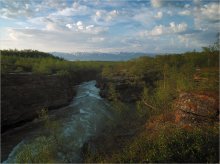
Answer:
[51, 52, 156, 61]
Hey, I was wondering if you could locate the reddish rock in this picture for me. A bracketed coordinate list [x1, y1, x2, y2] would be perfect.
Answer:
[174, 92, 219, 126]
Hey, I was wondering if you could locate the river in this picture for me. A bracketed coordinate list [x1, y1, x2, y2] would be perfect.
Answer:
[2, 80, 113, 163]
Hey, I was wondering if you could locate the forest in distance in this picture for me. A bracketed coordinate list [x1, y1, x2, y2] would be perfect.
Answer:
[1, 40, 219, 163]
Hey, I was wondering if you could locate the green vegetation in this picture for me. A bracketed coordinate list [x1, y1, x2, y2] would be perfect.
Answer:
[1, 49, 63, 59]
[2, 42, 219, 163]
[83, 43, 219, 163]
[1, 49, 118, 76]
[101, 47, 219, 116]
[98, 124, 219, 163]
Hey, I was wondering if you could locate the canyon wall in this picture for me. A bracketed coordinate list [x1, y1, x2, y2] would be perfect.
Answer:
[1, 74, 76, 132]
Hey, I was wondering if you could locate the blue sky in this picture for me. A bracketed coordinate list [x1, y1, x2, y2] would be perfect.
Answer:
[0, 0, 219, 53]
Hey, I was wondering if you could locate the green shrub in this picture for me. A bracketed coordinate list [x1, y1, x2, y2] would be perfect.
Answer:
[110, 124, 219, 163]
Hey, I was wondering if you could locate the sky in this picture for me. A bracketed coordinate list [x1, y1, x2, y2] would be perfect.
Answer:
[0, 0, 219, 53]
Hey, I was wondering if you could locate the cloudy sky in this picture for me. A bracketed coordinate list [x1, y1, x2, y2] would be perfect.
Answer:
[0, 0, 219, 53]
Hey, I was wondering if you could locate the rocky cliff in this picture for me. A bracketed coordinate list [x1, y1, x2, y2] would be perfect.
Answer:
[96, 69, 161, 102]
[96, 76, 144, 102]
[1, 74, 76, 132]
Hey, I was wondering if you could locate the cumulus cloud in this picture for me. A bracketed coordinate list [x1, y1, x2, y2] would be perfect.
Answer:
[154, 11, 163, 19]
[1, 0, 219, 53]
[151, 0, 185, 8]
[90, 37, 105, 42]
[142, 22, 188, 36]
[193, 0, 202, 6]
[177, 31, 216, 49]
[65, 24, 72, 29]
[65, 21, 108, 34]
[3, 27, 108, 52]
[199, 3, 219, 21]
[0, 0, 70, 19]
[0, 0, 35, 19]
[92, 9, 119, 24]
[151, 0, 164, 8]
[194, 2, 220, 30]
[52, 2, 89, 17]
[133, 8, 160, 25]
[178, 10, 191, 16]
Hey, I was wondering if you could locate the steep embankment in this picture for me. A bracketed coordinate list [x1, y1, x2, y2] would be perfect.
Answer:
[1, 74, 76, 132]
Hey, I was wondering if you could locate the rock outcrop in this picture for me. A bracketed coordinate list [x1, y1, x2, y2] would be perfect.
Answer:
[1, 74, 76, 132]
[174, 92, 219, 126]
[96, 76, 144, 102]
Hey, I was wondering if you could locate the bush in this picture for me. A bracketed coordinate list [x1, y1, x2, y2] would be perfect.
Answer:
[110, 124, 219, 163]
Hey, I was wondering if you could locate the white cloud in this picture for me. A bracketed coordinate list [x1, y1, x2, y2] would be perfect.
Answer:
[142, 22, 188, 36]
[46, 22, 58, 31]
[154, 11, 163, 19]
[56, 8, 75, 16]
[8, 28, 33, 41]
[86, 25, 94, 30]
[133, 8, 156, 25]
[0, 1, 35, 19]
[65, 21, 108, 34]
[96, 10, 102, 17]
[184, 4, 191, 8]
[52, 3, 88, 17]
[76, 21, 83, 30]
[194, 2, 220, 30]
[178, 10, 191, 16]
[109, 10, 118, 17]
[149, 25, 164, 36]
[200, 3, 219, 21]
[92, 9, 119, 24]
[76, 21, 83, 26]
[166, 10, 173, 16]
[178, 33, 206, 49]
[90, 37, 105, 42]
[151, 0, 164, 8]
[9, 32, 18, 40]
[66, 24, 72, 29]
[169, 22, 187, 33]
[1, 0, 218, 53]
[28, 16, 68, 32]
[150, 0, 184, 8]
[3, 28, 108, 52]
[0, 0, 70, 19]
[193, 0, 202, 5]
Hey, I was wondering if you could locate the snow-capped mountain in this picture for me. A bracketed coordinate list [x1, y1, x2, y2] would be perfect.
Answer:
[51, 52, 156, 61]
